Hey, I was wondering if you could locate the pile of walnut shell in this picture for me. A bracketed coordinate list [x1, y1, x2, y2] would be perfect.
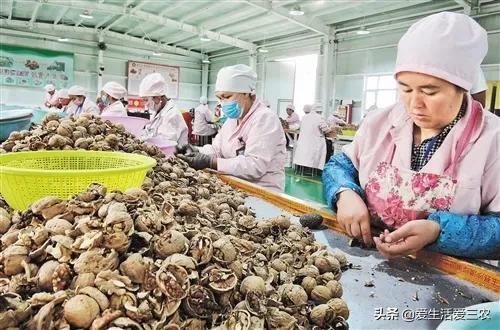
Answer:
[0, 114, 350, 330]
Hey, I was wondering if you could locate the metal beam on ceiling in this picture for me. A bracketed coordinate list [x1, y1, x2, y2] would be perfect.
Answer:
[197, 7, 264, 31]
[94, 16, 116, 29]
[243, 0, 329, 36]
[308, 1, 375, 18]
[29, 2, 42, 24]
[453, 0, 472, 14]
[0, 28, 200, 65]
[0, 19, 203, 59]
[54, 7, 69, 25]
[102, 0, 146, 32]
[7, 0, 14, 20]
[42, 0, 256, 51]
[322, 0, 434, 25]
[177, 2, 214, 23]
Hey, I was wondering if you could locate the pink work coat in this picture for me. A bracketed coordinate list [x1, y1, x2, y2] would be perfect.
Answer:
[101, 101, 127, 117]
[293, 112, 328, 170]
[193, 104, 216, 136]
[66, 98, 100, 115]
[143, 100, 188, 146]
[199, 99, 287, 192]
[44, 92, 58, 108]
[286, 112, 300, 128]
[344, 95, 500, 215]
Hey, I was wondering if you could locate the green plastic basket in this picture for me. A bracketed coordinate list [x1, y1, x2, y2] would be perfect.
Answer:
[0, 150, 156, 210]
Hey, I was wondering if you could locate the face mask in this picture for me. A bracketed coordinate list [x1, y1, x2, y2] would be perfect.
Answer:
[73, 98, 83, 106]
[147, 97, 163, 112]
[100, 95, 109, 106]
[221, 100, 242, 119]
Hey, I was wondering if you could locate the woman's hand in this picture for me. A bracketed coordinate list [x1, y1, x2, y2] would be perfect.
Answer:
[373, 220, 441, 258]
[336, 190, 373, 246]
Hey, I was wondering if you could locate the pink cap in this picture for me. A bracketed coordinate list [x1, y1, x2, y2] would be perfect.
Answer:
[395, 12, 487, 91]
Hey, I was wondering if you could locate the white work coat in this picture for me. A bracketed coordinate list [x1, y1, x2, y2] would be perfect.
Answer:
[193, 104, 216, 136]
[66, 98, 100, 115]
[101, 101, 127, 117]
[286, 112, 300, 129]
[44, 92, 58, 108]
[293, 112, 327, 170]
[326, 114, 346, 127]
[199, 99, 286, 192]
[142, 100, 188, 146]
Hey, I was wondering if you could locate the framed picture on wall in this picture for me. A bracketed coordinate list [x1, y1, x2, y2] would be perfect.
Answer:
[127, 60, 180, 99]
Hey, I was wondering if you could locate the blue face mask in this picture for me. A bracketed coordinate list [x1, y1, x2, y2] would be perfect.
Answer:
[221, 100, 242, 119]
[101, 95, 109, 106]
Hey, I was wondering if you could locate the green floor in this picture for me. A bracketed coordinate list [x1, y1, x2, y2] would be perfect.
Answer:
[284, 168, 327, 205]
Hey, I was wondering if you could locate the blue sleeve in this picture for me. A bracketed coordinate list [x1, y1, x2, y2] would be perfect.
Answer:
[322, 152, 365, 211]
[427, 212, 500, 259]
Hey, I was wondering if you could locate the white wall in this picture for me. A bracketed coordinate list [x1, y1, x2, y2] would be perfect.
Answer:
[0, 31, 203, 110]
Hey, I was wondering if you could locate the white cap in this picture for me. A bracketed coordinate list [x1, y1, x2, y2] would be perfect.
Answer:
[303, 104, 312, 114]
[57, 89, 69, 99]
[139, 73, 167, 97]
[471, 68, 487, 94]
[286, 104, 295, 111]
[312, 103, 323, 113]
[215, 64, 257, 94]
[68, 85, 86, 96]
[395, 12, 487, 91]
[199, 96, 208, 104]
[102, 81, 127, 100]
[44, 84, 55, 92]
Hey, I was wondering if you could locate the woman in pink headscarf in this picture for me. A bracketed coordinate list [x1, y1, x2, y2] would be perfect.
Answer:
[322, 12, 499, 259]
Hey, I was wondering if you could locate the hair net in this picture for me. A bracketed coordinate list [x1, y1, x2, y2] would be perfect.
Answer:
[303, 104, 312, 114]
[215, 64, 257, 94]
[57, 89, 69, 99]
[395, 12, 487, 91]
[44, 84, 55, 92]
[68, 85, 86, 96]
[139, 73, 167, 97]
[199, 96, 208, 104]
[286, 104, 295, 111]
[102, 81, 127, 100]
[312, 103, 323, 113]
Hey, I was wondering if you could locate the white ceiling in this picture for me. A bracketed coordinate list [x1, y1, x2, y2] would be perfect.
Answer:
[0, 0, 498, 59]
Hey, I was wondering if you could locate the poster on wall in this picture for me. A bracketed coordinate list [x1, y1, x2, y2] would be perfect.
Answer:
[127, 60, 179, 99]
[0, 45, 74, 89]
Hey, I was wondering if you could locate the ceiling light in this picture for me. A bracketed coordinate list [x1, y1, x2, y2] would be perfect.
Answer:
[79, 11, 94, 19]
[202, 59, 211, 64]
[200, 34, 211, 42]
[258, 47, 269, 53]
[152, 51, 162, 56]
[289, 6, 304, 16]
[57, 37, 68, 42]
[356, 27, 370, 35]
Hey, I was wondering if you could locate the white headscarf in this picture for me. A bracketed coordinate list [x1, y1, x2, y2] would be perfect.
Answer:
[68, 85, 86, 96]
[215, 64, 257, 94]
[139, 73, 167, 97]
[57, 89, 69, 99]
[395, 12, 487, 91]
[102, 81, 127, 100]
[44, 84, 55, 92]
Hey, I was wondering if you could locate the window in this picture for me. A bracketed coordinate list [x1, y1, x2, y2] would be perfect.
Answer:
[363, 74, 398, 114]
[275, 54, 318, 117]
